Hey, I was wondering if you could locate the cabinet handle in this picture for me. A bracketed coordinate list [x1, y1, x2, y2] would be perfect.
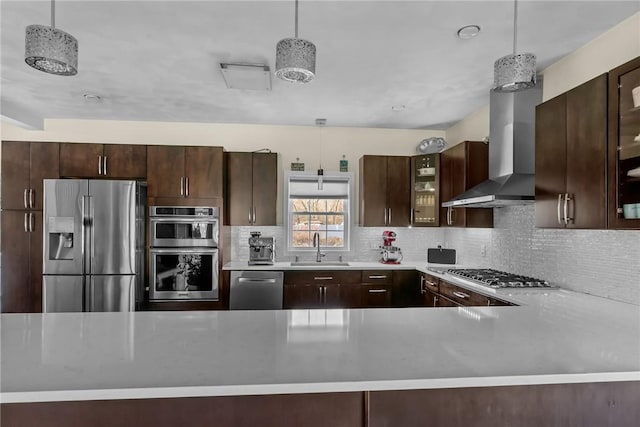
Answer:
[23, 189, 28, 209]
[252, 207, 257, 224]
[564, 193, 572, 225]
[452, 291, 470, 299]
[248, 207, 253, 224]
[447, 207, 452, 225]
[557, 194, 563, 226]
[29, 212, 34, 232]
[388, 207, 392, 224]
[318, 286, 323, 302]
[425, 280, 437, 288]
[410, 208, 415, 226]
[29, 188, 34, 209]
[368, 289, 387, 293]
[368, 275, 387, 279]
[180, 177, 185, 196]
[98, 155, 103, 175]
[314, 276, 333, 280]
[24, 212, 29, 233]
[323, 286, 327, 303]
[103, 156, 108, 176]
[433, 296, 438, 306]
[383, 208, 388, 225]
[185, 177, 190, 197]
[420, 275, 426, 294]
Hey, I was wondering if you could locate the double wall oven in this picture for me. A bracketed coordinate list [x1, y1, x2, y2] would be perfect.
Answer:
[149, 206, 219, 301]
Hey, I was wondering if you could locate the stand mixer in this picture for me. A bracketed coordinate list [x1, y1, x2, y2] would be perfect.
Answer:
[380, 230, 403, 264]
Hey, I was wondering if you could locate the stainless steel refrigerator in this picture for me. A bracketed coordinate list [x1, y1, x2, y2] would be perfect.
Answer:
[42, 179, 146, 312]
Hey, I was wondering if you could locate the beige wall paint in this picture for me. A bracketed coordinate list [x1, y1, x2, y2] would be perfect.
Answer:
[1, 120, 444, 223]
[445, 11, 640, 141]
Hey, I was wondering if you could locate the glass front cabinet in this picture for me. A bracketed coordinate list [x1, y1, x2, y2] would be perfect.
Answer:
[411, 154, 439, 226]
[609, 56, 640, 229]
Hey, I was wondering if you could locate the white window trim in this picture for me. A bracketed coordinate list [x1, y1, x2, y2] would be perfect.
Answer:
[284, 171, 354, 253]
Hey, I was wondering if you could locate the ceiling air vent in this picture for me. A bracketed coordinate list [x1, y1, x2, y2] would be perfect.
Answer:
[219, 63, 271, 91]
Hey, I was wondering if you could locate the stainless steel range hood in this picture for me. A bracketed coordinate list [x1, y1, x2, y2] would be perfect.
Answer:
[442, 85, 542, 208]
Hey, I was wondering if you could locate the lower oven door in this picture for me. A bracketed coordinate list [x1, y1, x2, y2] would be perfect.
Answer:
[149, 248, 219, 301]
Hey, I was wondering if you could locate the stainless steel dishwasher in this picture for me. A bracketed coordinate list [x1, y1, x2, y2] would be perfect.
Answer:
[229, 271, 284, 310]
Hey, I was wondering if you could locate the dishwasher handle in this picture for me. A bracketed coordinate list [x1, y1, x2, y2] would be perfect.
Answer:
[237, 278, 277, 284]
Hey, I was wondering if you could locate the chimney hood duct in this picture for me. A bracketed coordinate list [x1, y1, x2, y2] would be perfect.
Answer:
[442, 84, 542, 208]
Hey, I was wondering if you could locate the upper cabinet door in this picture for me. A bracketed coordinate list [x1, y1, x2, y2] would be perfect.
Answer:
[102, 144, 147, 179]
[251, 152, 277, 226]
[225, 152, 253, 225]
[1, 141, 59, 211]
[360, 155, 389, 226]
[185, 146, 223, 199]
[566, 74, 608, 229]
[147, 145, 185, 198]
[386, 156, 411, 227]
[60, 143, 104, 178]
[535, 95, 568, 228]
[29, 142, 60, 211]
[1, 141, 31, 210]
[608, 56, 640, 229]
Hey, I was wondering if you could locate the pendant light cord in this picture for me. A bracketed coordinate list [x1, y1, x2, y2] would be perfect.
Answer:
[294, 0, 299, 38]
[512, 0, 518, 55]
[51, 0, 55, 29]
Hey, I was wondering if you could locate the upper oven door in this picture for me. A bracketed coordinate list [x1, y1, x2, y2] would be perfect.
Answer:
[150, 217, 219, 248]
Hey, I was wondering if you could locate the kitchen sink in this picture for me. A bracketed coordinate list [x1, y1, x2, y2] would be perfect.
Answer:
[290, 261, 350, 267]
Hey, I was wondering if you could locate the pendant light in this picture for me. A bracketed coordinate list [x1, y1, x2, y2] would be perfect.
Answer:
[275, 0, 316, 83]
[493, 0, 535, 92]
[25, 0, 78, 76]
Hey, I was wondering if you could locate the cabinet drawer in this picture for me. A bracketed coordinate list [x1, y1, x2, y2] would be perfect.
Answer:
[284, 270, 361, 285]
[439, 280, 487, 306]
[361, 284, 393, 308]
[421, 273, 439, 293]
[361, 270, 392, 284]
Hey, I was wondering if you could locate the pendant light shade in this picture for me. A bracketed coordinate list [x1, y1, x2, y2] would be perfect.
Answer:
[24, 0, 78, 76]
[275, 0, 316, 83]
[492, 0, 535, 92]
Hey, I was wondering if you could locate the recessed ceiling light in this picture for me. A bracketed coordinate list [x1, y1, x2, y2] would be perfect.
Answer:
[457, 25, 481, 40]
[83, 93, 102, 103]
[391, 105, 406, 112]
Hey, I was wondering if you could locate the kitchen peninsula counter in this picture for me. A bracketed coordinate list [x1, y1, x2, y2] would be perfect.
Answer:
[2, 288, 639, 404]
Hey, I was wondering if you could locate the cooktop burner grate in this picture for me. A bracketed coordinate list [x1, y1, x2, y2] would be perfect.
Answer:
[446, 268, 552, 289]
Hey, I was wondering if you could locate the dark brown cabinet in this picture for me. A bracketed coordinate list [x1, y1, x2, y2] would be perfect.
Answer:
[2, 141, 59, 210]
[359, 155, 411, 227]
[411, 154, 440, 226]
[535, 74, 608, 229]
[1, 141, 58, 313]
[439, 141, 493, 228]
[419, 272, 514, 308]
[1, 211, 43, 313]
[147, 145, 223, 199]
[608, 56, 640, 229]
[60, 143, 146, 178]
[225, 152, 277, 226]
[283, 271, 361, 309]
[360, 270, 393, 308]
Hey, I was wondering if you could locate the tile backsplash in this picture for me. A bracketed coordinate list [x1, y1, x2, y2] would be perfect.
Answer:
[229, 205, 640, 305]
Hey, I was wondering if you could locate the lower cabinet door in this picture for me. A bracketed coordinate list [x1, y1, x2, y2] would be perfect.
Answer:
[284, 284, 323, 309]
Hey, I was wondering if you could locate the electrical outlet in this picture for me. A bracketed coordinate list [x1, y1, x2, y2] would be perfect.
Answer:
[480, 244, 487, 257]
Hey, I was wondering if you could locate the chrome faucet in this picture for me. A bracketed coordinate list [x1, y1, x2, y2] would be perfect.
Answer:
[313, 232, 325, 262]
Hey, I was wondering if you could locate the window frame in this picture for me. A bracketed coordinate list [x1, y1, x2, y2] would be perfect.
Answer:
[284, 171, 354, 253]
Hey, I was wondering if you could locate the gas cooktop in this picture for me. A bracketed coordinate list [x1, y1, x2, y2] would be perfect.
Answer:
[445, 268, 554, 289]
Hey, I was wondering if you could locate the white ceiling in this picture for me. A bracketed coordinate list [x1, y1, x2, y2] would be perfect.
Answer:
[1, 1, 638, 130]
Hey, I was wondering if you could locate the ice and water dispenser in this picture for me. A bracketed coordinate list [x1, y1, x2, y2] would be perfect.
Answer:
[48, 217, 75, 260]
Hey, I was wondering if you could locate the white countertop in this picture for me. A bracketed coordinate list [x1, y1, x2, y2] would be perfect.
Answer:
[2, 287, 639, 403]
[223, 260, 428, 270]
